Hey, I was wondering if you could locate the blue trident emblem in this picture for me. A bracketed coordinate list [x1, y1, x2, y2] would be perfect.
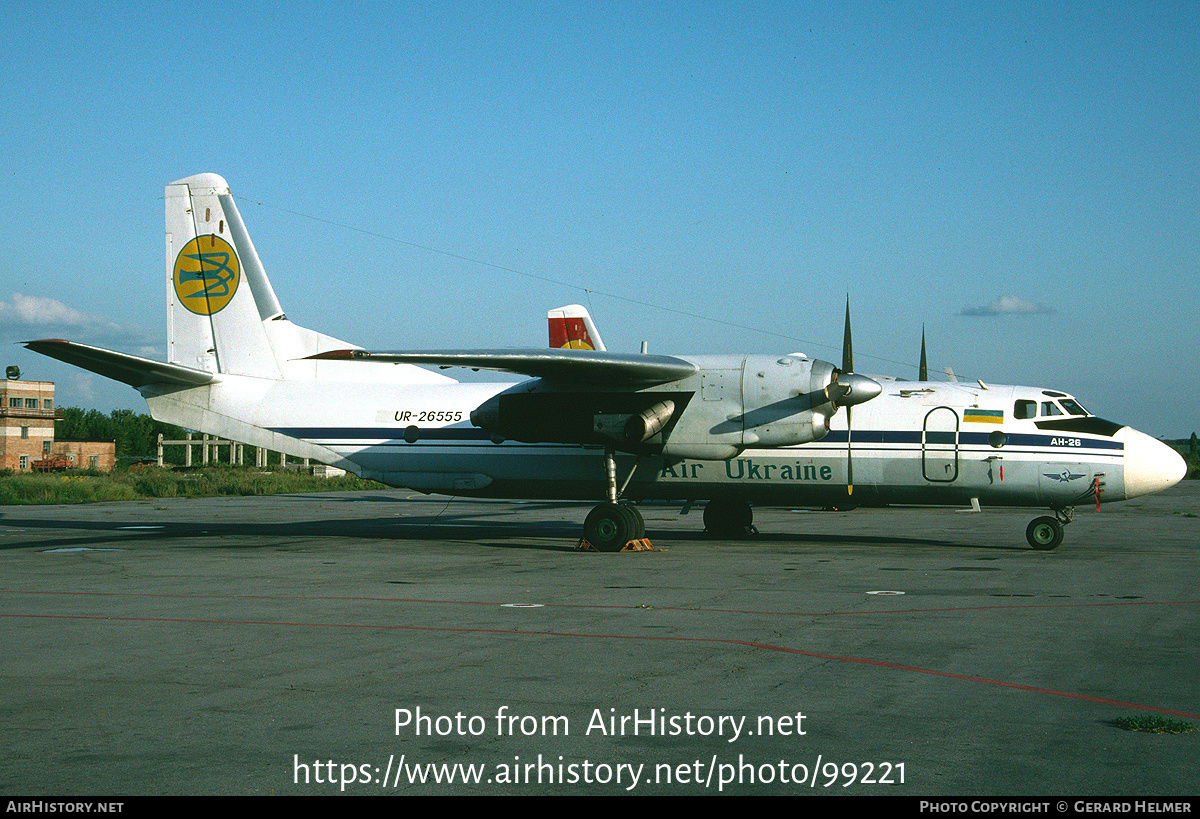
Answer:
[180, 251, 237, 299]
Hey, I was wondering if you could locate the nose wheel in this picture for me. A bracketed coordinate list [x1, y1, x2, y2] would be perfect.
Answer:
[1025, 508, 1072, 550]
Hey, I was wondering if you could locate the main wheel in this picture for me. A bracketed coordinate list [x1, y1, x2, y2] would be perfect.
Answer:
[1026, 516, 1064, 550]
[584, 503, 637, 552]
[623, 504, 646, 541]
[703, 499, 753, 537]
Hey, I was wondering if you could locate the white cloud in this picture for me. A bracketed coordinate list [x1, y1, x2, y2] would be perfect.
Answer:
[961, 295, 1056, 317]
[0, 292, 122, 333]
[0, 292, 163, 363]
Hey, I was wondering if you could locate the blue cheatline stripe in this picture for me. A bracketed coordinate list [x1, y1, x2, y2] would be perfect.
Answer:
[269, 426, 492, 441]
[268, 426, 1124, 452]
[812, 430, 1123, 451]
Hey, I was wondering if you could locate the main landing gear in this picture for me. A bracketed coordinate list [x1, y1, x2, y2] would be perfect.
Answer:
[1025, 508, 1072, 550]
[582, 502, 646, 551]
[577, 449, 652, 552]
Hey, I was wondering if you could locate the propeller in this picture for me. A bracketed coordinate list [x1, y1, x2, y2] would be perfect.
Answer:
[919, 324, 928, 381]
[824, 298, 881, 496]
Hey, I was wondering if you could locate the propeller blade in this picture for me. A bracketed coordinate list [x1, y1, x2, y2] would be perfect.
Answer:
[842, 297, 853, 373]
[919, 325, 928, 381]
[846, 404, 854, 496]
[844, 297, 854, 495]
[835, 296, 881, 496]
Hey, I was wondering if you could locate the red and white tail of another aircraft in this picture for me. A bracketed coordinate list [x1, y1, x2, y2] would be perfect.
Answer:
[548, 305, 606, 351]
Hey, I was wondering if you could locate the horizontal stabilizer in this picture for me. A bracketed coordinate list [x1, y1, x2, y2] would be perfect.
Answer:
[24, 339, 216, 389]
[307, 348, 698, 386]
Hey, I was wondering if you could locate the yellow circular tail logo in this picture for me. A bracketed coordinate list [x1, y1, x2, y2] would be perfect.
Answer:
[173, 235, 240, 315]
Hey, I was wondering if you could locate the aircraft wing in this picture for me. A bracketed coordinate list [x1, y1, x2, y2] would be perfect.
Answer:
[23, 339, 216, 389]
[307, 348, 698, 386]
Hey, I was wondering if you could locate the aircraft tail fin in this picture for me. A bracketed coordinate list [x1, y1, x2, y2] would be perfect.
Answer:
[548, 304, 606, 351]
[164, 174, 453, 384]
[166, 173, 286, 376]
[164, 172, 395, 382]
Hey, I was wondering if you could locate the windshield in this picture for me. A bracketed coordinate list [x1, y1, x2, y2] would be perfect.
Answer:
[1059, 398, 1088, 416]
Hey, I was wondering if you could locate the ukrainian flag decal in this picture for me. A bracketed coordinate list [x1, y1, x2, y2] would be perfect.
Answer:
[964, 408, 1004, 424]
[173, 235, 240, 315]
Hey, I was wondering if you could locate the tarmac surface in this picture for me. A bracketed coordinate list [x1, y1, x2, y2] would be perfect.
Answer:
[1, 482, 1197, 796]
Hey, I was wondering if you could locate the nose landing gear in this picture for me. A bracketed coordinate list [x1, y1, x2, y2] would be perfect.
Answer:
[1026, 507, 1072, 550]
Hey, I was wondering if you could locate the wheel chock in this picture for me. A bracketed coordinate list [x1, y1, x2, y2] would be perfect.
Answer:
[574, 537, 655, 552]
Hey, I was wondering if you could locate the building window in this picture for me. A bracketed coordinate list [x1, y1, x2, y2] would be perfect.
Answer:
[20, 426, 28, 439]
[42, 440, 51, 454]
[19, 455, 28, 471]
[25, 398, 38, 409]
[89, 455, 98, 470]
[8, 397, 20, 408]
[44, 399, 53, 409]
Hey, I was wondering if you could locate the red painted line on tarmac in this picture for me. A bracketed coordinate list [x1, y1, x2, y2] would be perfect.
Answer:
[5, 611, 1199, 722]
[734, 640, 1200, 720]
[3, 588, 1198, 618]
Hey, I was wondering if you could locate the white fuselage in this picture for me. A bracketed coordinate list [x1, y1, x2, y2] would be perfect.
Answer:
[143, 371, 1180, 511]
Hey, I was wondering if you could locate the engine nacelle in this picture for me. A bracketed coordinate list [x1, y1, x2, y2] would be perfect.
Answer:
[468, 354, 879, 459]
[692, 355, 840, 451]
[470, 386, 688, 450]
[594, 399, 676, 446]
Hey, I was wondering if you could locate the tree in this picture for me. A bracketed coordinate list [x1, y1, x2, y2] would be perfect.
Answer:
[56, 407, 190, 458]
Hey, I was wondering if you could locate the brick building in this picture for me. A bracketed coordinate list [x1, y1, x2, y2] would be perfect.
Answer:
[1, 378, 115, 472]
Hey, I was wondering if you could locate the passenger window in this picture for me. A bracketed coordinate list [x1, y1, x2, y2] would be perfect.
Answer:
[1041, 402, 1063, 417]
[1015, 400, 1037, 419]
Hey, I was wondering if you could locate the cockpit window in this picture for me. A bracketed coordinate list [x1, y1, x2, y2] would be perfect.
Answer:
[1041, 402, 1064, 417]
[1059, 398, 1088, 416]
[1015, 399, 1037, 420]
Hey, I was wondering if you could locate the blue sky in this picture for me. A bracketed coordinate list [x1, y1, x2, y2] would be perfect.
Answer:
[2, 2, 1196, 437]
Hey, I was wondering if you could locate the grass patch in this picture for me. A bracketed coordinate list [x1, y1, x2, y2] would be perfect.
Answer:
[0, 465, 385, 505]
[1111, 714, 1195, 734]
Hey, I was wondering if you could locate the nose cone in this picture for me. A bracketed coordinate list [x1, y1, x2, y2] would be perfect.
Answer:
[838, 373, 883, 407]
[1119, 427, 1187, 499]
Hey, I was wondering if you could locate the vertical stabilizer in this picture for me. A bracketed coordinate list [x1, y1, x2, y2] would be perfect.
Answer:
[164, 173, 455, 385]
[548, 304, 606, 351]
[165, 173, 283, 377]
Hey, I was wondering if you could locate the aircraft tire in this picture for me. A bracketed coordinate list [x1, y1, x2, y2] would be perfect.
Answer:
[703, 499, 753, 537]
[585, 503, 637, 552]
[1026, 516, 1064, 550]
[624, 503, 646, 540]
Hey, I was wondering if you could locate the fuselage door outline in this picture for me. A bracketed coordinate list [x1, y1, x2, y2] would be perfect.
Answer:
[922, 406, 960, 483]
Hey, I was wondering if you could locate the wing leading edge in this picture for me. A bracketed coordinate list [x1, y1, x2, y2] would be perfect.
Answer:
[307, 348, 698, 386]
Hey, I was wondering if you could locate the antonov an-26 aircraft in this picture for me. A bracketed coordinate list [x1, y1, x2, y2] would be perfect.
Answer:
[27, 173, 1186, 551]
